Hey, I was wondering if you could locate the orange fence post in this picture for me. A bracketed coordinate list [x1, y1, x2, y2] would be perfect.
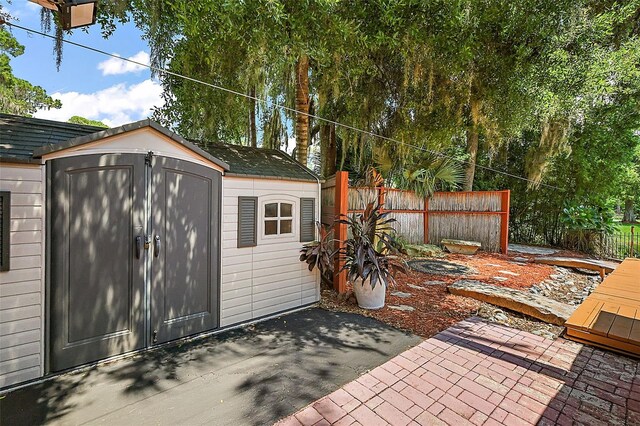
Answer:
[424, 197, 429, 244]
[333, 171, 349, 293]
[500, 190, 510, 254]
[378, 186, 386, 210]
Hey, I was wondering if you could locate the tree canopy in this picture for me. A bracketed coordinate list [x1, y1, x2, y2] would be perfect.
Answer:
[29, 0, 629, 227]
[67, 116, 109, 128]
[95, 1, 638, 181]
[0, 7, 61, 116]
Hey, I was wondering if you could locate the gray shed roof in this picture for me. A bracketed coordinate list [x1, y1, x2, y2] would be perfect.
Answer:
[0, 114, 318, 181]
[198, 142, 319, 182]
[0, 113, 103, 164]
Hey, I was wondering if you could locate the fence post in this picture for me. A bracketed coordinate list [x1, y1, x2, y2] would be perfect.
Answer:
[500, 190, 510, 254]
[424, 197, 429, 244]
[333, 171, 348, 293]
[378, 186, 386, 210]
[631, 226, 635, 258]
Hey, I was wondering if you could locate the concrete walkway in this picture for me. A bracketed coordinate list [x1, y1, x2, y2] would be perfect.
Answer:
[0, 308, 420, 426]
[276, 318, 640, 426]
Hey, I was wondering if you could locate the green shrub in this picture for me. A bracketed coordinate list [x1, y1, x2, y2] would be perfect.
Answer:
[559, 203, 615, 253]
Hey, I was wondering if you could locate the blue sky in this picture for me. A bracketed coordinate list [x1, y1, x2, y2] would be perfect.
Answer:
[3, 1, 162, 127]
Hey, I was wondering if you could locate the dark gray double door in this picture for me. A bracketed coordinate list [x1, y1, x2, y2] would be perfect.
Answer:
[49, 153, 220, 372]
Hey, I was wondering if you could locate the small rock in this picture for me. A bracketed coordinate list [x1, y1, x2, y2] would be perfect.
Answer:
[391, 291, 412, 298]
[569, 286, 577, 292]
[494, 312, 508, 322]
[549, 274, 564, 280]
[407, 284, 426, 291]
[513, 257, 529, 262]
[498, 270, 520, 276]
[423, 280, 446, 286]
[493, 276, 509, 282]
[388, 304, 415, 312]
[486, 263, 503, 267]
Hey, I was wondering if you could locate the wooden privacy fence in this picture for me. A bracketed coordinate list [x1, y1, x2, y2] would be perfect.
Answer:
[322, 171, 510, 292]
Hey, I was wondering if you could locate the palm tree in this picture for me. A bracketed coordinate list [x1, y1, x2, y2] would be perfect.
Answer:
[395, 158, 464, 197]
[295, 54, 310, 165]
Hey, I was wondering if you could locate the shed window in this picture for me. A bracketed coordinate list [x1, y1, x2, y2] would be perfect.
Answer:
[264, 202, 293, 235]
[0, 191, 10, 272]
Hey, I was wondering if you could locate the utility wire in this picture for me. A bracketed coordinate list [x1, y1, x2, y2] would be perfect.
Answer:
[4, 20, 563, 190]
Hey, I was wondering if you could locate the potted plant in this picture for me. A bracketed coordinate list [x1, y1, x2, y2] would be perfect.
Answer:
[339, 203, 400, 309]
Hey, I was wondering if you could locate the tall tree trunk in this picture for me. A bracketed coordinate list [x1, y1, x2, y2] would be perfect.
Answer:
[320, 123, 337, 177]
[623, 198, 636, 222]
[463, 125, 478, 191]
[318, 87, 337, 177]
[295, 54, 310, 165]
[248, 86, 257, 148]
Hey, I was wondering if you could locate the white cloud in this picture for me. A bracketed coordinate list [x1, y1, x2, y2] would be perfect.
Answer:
[25, 2, 41, 11]
[35, 79, 164, 127]
[97, 51, 150, 76]
[3, 1, 43, 19]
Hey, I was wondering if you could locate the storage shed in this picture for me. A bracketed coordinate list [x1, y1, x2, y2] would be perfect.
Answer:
[0, 114, 320, 388]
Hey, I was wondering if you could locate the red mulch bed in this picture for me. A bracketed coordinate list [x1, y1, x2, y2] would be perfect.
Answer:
[319, 251, 556, 338]
[447, 252, 554, 289]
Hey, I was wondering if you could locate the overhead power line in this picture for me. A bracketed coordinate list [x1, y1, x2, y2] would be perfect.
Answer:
[4, 20, 563, 190]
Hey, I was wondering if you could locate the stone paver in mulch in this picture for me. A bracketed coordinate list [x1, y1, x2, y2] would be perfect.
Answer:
[447, 280, 576, 326]
[509, 244, 559, 256]
[275, 317, 640, 426]
[407, 259, 476, 276]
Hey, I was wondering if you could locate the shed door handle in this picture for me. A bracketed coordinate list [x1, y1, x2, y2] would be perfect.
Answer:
[154, 235, 161, 257]
[135, 236, 143, 259]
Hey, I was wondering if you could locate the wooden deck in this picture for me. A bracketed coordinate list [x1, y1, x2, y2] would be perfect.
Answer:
[565, 258, 640, 356]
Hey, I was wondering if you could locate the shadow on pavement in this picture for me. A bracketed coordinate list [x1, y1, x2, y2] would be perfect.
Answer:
[1, 307, 420, 426]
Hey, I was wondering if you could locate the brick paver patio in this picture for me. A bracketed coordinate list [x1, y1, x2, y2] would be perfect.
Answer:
[276, 317, 640, 426]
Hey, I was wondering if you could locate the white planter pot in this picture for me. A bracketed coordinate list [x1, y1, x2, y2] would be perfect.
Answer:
[352, 277, 386, 310]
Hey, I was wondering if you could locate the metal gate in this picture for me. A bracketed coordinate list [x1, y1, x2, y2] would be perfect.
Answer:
[49, 153, 221, 372]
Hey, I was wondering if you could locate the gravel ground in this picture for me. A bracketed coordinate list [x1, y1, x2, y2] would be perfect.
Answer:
[528, 266, 601, 305]
[474, 304, 565, 339]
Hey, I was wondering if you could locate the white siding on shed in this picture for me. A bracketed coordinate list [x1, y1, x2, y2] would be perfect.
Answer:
[221, 177, 320, 326]
[0, 163, 45, 389]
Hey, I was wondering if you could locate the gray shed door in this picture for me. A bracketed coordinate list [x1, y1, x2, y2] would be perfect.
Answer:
[50, 154, 146, 372]
[151, 157, 220, 344]
[50, 154, 221, 372]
